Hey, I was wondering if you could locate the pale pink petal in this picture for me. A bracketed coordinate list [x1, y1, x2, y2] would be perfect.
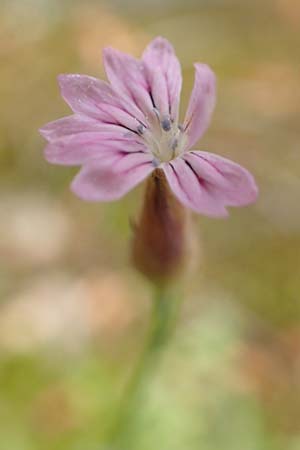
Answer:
[103, 48, 154, 118]
[71, 153, 154, 201]
[40, 118, 138, 142]
[163, 151, 258, 217]
[163, 157, 228, 217]
[39, 115, 108, 141]
[57, 74, 146, 130]
[44, 132, 147, 166]
[183, 64, 216, 149]
[142, 37, 182, 121]
[186, 151, 258, 206]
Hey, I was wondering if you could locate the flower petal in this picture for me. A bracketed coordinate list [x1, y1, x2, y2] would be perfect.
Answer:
[184, 64, 216, 149]
[186, 151, 258, 206]
[44, 132, 147, 166]
[103, 48, 154, 118]
[163, 151, 258, 217]
[57, 74, 146, 130]
[163, 157, 228, 217]
[39, 114, 110, 141]
[71, 153, 154, 201]
[142, 37, 182, 121]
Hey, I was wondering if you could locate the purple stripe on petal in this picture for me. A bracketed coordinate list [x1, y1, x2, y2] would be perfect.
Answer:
[39, 114, 115, 141]
[187, 151, 258, 206]
[149, 70, 170, 118]
[40, 115, 142, 144]
[163, 157, 228, 217]
[103, 48, 154, 119]
[142, 37, 182, 122]
[44, 132, 148, 166]
[57, 74, 146, 130]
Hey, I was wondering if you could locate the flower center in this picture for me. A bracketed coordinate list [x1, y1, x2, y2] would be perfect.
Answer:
[138, 111, 188, 164]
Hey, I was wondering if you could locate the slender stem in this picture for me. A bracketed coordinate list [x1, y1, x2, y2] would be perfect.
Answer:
[106, 285, 181, 448]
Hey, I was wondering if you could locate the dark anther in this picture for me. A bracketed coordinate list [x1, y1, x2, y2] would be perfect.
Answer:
[161, 118, 171, 132]
[137, 124, 145, 135]
[171, 139, 178, 151]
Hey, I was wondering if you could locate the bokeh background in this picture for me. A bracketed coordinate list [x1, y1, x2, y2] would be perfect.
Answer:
[1, 0, 300, 448]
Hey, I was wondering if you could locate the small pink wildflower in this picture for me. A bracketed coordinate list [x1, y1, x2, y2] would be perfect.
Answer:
[40, 37, 258, 217]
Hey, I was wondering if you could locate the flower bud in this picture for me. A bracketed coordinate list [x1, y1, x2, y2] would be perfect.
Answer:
[131, 169, 194, 286]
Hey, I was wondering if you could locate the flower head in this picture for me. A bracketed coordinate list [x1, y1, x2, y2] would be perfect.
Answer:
[40, 37, 258, 217]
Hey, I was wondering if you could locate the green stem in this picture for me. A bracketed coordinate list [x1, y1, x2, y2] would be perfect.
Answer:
[107, 285, 181, 448]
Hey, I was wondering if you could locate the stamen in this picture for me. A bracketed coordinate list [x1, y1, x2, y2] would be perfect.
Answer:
[171, 138, 178, 151]
[141, 109, 187, 163]
[153, 108, 161, 120]
[161, 117, 171, 132]
[137, 124, 145, 135]
[152, 108, 163, 131]
[152, 158, 160, 168]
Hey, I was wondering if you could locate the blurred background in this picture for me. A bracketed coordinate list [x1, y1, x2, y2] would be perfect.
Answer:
[1, 0, 300, 448]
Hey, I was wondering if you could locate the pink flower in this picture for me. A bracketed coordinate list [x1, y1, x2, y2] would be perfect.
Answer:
[40, 37, 258, 217]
